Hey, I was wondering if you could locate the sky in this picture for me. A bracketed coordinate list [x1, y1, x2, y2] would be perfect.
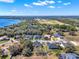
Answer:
[0, 0, 79, 16]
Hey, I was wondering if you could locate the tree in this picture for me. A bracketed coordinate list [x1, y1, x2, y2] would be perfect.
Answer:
[22, 47, 33, 57]
[9, 44, 22, 56]
[69, 31, 77, 36]
[65, 43, 76, 53]
[22, 40, 34, 57]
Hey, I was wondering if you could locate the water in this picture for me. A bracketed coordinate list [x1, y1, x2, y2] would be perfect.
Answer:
[0, 19, 20, 27]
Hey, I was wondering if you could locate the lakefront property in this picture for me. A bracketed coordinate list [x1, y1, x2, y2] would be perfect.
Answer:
[0, 17, 79, 59]
[0, 0, 79, 59]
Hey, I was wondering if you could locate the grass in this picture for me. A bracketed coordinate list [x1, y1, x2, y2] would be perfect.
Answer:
[0, 40, 9, 44]
[75, 46, 79, 51]
[38, 20, 64, 25]
[48, 49, 63, 55]
[0, 51, 10, 59]
[0, 54, 10, 59]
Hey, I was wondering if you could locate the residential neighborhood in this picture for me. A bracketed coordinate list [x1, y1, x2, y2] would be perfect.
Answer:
[0, 19, 79, 59]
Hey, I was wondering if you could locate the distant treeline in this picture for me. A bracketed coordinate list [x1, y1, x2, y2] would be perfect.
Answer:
[0, 16, 79, 20]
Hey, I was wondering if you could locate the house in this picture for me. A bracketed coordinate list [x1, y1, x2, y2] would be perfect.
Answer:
[44, 34, 51, 40]
[47, 43, 60, 49]
[33, 35, 43, 40]
[51, 33, 64, 41]
[0, 36, 10, 41]
[33, 41, 42, 47]
[56, 39, 69, 48]
[14, 35, 22, 39]
[59, 53, 79, 59]
[53, 33, 62, 37]
[23, 35, 33, 40]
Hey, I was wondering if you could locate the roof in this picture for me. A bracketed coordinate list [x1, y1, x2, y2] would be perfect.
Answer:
[59, 53, 79, 59]
[0, 36, 9, 40]
[33, 41, 42, 47]
[24, 35, 33, 39]
[47, 43, 59, 49]
[44, 35, 51, 38]
[53, 33, 61, 37]
[33, 35, 42, 39]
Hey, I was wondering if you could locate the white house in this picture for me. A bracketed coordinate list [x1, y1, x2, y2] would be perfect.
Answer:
[0, 36, 10, 41]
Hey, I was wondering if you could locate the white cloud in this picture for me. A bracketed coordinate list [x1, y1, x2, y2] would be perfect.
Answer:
[45, 0, 55, 4]
[63, 2, 71, 6]
[33, 1, 47, 6]
[58, 1, 62, 3]
[48, 6, 55, 8]
[24, 4, 32, 8]
[33, 0, 55, 6]
[0, 0, 15, 3]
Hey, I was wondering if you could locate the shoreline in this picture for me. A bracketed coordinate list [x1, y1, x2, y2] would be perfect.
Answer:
[0, 19, 21, 28]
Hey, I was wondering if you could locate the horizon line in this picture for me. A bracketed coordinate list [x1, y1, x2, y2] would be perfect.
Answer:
[0, 15, 79, 16]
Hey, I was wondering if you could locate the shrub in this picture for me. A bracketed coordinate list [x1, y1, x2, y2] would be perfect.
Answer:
[22, 40, 34, 57]
[9, 44, 22, 56]
[22, 47, 33, 57]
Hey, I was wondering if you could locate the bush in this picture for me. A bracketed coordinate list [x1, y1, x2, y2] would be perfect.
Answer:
[65, 43, 76, 53]
[54, 24, 77, 31]
[69, 31, 77, 36]
[36, 50, 47, 56]
[22, 47, 33, 57]
[22, 40, 34, 57]
[9, 45, 22, 56]
[0, 49, 9, 59]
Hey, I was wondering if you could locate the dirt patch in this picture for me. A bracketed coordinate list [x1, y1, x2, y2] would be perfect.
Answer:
[13, 55, 58, 59]
[64, 32, 79, 41]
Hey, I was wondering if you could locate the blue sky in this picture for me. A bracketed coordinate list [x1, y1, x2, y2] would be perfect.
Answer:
[0, 0, 79, 16]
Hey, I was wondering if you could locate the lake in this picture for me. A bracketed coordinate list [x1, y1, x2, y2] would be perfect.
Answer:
[0, 19, 20, 27]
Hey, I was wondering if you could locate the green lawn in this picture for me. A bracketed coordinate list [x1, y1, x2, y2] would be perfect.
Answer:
[0, 54, 10, 59]
[48, 49, 64, 56]
[0, 40, 9, 44]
